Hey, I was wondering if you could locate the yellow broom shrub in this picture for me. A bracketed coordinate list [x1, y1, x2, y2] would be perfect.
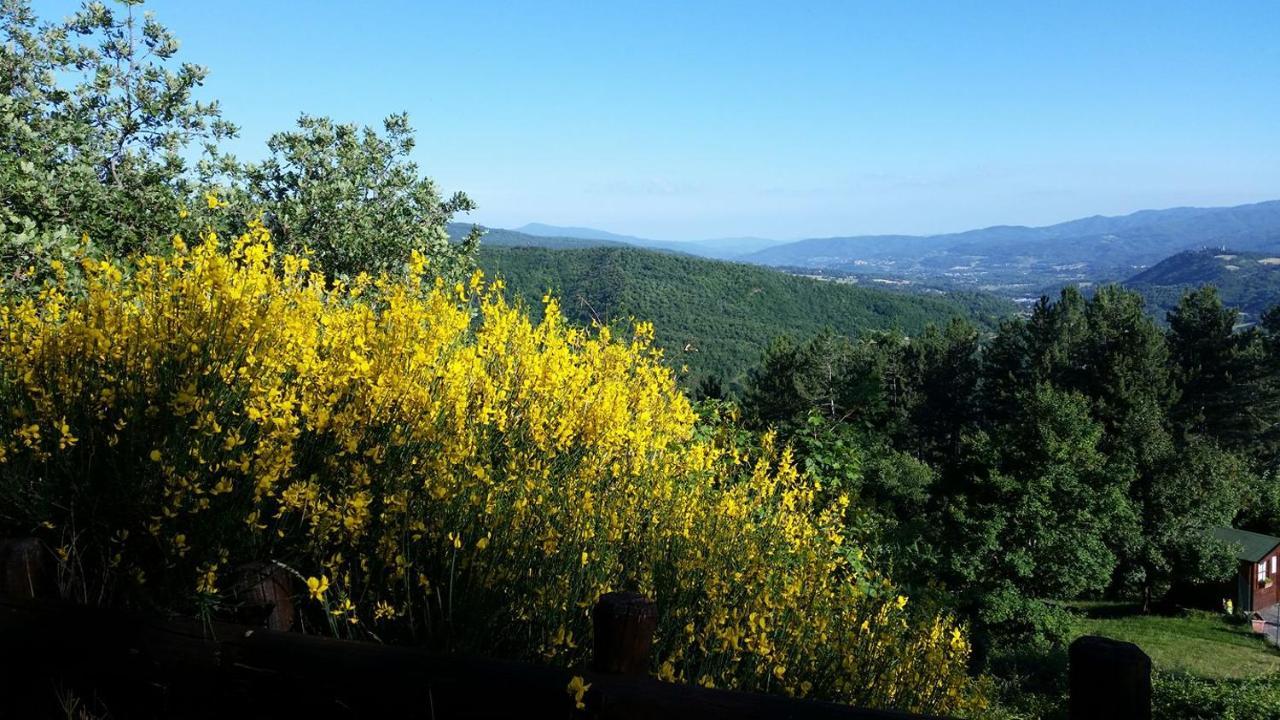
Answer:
[0, 222, 984, 715]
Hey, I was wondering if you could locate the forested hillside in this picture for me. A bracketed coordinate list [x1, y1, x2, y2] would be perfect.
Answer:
[1126, 249, 1280, 324]
[478, 245, 1015, 387]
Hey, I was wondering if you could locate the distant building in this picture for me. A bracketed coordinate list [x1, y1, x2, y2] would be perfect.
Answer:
[1212, 527, 1280, 612]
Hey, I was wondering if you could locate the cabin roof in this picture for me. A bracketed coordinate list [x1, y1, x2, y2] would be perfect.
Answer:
[1213, 527, 1280, 563]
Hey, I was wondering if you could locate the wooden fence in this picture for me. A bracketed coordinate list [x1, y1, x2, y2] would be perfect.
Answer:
[0, 539, 1151, 719]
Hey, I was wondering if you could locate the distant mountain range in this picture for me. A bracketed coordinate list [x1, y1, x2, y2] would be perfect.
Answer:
[741, 200, 1280, 296]
[445, 223, 623, 249]
[458, 201, 1280, 293]
[514, 223, 783, 259]
[452, 200, 1280, 322]
[513, 222, 646, 244]
[450, 221, 784, 259]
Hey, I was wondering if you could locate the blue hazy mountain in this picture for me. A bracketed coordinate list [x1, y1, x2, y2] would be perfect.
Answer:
[515, 223, 783, 259]
[447, 223, 626, 250]
[741, 200, 1280, 295]
[515, 223, 649, 245]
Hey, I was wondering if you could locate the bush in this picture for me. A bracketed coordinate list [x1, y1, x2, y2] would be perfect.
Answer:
[0, 226, 985, 715]
[1154, 672, 1280, 720]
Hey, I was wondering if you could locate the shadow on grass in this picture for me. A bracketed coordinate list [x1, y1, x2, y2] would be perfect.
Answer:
[1071, 602, 1144, 619]
[1064, 600, 1212, 620]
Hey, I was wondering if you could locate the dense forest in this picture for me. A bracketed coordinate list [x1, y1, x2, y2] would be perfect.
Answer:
[733, 282, 1280, 714]
[478, 245, 1014, 388]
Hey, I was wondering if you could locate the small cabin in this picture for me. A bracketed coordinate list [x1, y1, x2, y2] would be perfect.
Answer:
[1213, 527, 1280, 612]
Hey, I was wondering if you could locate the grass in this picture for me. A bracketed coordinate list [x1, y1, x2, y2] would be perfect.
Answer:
[1068, 602, 1280, 679]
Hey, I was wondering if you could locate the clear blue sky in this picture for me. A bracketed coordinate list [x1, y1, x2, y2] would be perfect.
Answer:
[34, 0, 1280, 240]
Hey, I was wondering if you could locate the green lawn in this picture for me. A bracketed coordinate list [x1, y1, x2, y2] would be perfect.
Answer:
[1069, 603, 1280, 679]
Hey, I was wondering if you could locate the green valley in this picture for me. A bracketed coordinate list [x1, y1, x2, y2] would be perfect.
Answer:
[477, 245, 1015, 387]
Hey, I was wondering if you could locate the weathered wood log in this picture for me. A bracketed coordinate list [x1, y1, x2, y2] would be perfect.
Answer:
[0, 537, 56, 601]
[0, 596, 948, 720]
[227, 562, 295, 631]
[592, 591, 657, 676]
[1069, 635, 1151, 720]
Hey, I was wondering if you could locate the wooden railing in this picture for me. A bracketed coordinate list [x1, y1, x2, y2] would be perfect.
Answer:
[0, 596, 948, 719]
[0, 538, 1152, 719]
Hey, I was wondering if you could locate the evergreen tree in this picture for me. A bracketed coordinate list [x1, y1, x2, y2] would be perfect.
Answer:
[901, 318, 982, 463]
[1167, 287, 1276, 449]
[742, 331, 886, 427]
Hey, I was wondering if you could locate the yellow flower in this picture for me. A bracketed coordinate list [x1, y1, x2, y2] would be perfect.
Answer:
[306, 575, 329, 601]
[566, 676, 591, 710]
[57, 418, 77, 450]
[196, 564, 218, 594]
[0, 223, 982, 715]
[374, 601, 397, 621]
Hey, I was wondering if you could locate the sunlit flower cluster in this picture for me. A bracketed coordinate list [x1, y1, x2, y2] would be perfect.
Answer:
[0, 224, 982, 714]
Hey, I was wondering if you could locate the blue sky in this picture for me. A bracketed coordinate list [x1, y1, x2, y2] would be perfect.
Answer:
[34, 1, 1280, 240]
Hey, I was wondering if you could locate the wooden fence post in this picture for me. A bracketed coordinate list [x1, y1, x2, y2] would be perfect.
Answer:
[229, 562, 295, 631]
[0, 538, 56, 601]
[592, 591, 657, 675]
[1069, 635, 1151, 720]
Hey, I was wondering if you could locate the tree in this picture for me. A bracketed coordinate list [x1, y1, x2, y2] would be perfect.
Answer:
[237, 114, 478, 281]
[1132, 439, 1248, 603]
[928, 397, 1104, 670]
[742, 336, 817, 425]
[945, 385, 1122, 601]
[900, 318, 982, 462]
[2, 0, 477, 289]
[742, 331, 882, 427]
[1079, 286, 1175, 442]
[984, 286, 1173, 443]
[1, 0, 235, 269]
[981, 288, 1090, 429]
[692, 373, 726, 401]
[1167, 287, 1276, 449]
